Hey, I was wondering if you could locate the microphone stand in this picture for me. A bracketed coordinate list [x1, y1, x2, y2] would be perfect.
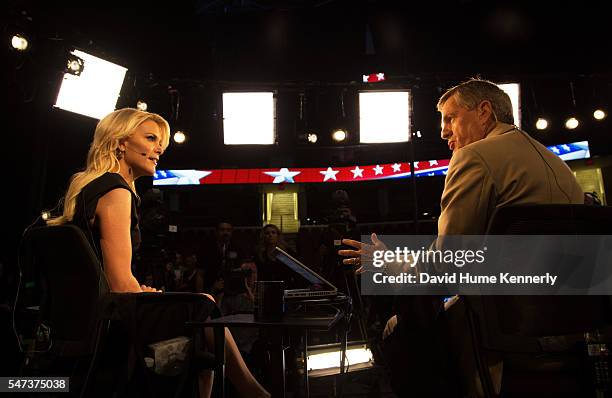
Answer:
[409, 133, 419, 234]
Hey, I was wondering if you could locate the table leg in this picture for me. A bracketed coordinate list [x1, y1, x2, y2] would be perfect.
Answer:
[303, 331, 309, 398]
[214, 325, 225, 398]
[336, 317, 349, 398]
[269, 330, 286, 398]
[340, 321, 348, 373]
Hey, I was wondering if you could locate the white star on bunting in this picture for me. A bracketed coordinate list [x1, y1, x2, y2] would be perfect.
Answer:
[320, 167, 340, 182]
[264, 168, 301, 183]
[373, 165, 384, 175]
[155, 170, 212, 185]
[351, 166, 364, 179]
[392, 163, 402, 172]
[429, 160, 438, 166]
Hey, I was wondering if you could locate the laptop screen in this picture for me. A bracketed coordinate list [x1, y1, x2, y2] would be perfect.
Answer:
[274, 247, 336, 290]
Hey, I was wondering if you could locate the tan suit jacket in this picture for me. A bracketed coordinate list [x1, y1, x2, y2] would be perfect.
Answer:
[438, 122, 584, 236]
[438, 122, 584, 396]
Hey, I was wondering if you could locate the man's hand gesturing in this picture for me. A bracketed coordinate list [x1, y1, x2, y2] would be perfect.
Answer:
[338, 233, 387, 274]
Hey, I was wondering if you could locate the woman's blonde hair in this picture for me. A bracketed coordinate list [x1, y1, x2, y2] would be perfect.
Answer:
[47, 108, 170, 226]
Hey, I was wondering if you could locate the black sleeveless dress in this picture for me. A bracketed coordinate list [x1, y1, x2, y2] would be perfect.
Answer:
[73, 172, 141, 259]
[71, 172, 218, 352]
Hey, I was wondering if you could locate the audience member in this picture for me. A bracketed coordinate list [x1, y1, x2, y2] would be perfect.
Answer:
[254, 224, 298, 286]
[199, 221, 241, 298]
[161, 257, 177, 292]
[221, 250, 259, 360]
[176, 253, 204, 292]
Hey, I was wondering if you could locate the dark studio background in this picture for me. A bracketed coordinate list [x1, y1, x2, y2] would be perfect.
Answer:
[3, 0, 612, 376]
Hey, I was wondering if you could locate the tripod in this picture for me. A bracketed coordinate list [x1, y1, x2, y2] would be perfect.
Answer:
[336, 241, 369, 343]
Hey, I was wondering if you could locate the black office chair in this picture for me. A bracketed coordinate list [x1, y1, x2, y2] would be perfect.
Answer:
[457, 204, 612, 398]
[17, 224, 222, 398]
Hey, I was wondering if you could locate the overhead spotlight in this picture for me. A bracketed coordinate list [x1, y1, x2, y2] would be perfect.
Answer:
[11, 34, 29, 51]
[332, 129, 347, 142]
[65, 53, 85, 76]
[535, 118, 549, 130]
[297, 132, 318, 144]
[136, 100, 148, 111]
[41, 210, 50, 221]
[594, 109, 607, 121]
[565, 117, 579, 130]
[173, 130, 186, 144]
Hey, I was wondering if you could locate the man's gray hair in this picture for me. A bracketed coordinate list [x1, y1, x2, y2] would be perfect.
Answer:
[436, 78, 515, 125]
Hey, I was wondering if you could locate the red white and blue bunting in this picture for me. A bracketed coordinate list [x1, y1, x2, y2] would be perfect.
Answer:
[153, 141, 589, 186]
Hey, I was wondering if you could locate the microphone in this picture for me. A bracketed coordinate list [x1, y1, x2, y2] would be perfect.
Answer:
[126, 146, 148, 157]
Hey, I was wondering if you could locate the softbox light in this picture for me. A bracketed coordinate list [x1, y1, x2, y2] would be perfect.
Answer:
[497, 83, 521, 128]
[223, 92, 276, 145]
[54, 49, 127, 120]
[359, 91, 410, 143]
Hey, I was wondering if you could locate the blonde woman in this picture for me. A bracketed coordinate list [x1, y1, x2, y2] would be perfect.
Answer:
[48, 108, 269, 398]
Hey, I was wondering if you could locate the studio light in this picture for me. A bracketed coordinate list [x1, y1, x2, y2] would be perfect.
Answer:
[332, 129, 347, 142]
[54, 49, 127, 120]
[137, 100, 148, 111]
[536, 118, 549, 130]
[173, 130, 186, 144]
[65, 53, 85, 76]
[565, 117, 579, 130]
[297, 132, 318, 144]
[359, 91, 410, 143]
[594, 109, 607, 121]
[306, 344, 374, 373]
[11, 34, 29, 51]
[223, 92, 275, 145]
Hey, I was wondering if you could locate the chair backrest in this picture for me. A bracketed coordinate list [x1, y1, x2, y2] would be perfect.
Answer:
[486, 204, 612, 235]
[470, 204, 612, 351]
[20, 224, 110, 354]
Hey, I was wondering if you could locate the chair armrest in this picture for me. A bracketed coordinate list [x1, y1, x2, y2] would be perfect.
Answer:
[106, 292, 221, 371]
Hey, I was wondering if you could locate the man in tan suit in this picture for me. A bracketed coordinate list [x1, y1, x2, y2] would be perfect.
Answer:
[437, 79, 583, 236]
[340, 78, 584, 273]
[435, 79, 585, 397]
[340, 79, 584, 397]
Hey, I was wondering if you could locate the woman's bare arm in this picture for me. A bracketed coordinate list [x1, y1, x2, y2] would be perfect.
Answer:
[96, 188, 143, 292]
